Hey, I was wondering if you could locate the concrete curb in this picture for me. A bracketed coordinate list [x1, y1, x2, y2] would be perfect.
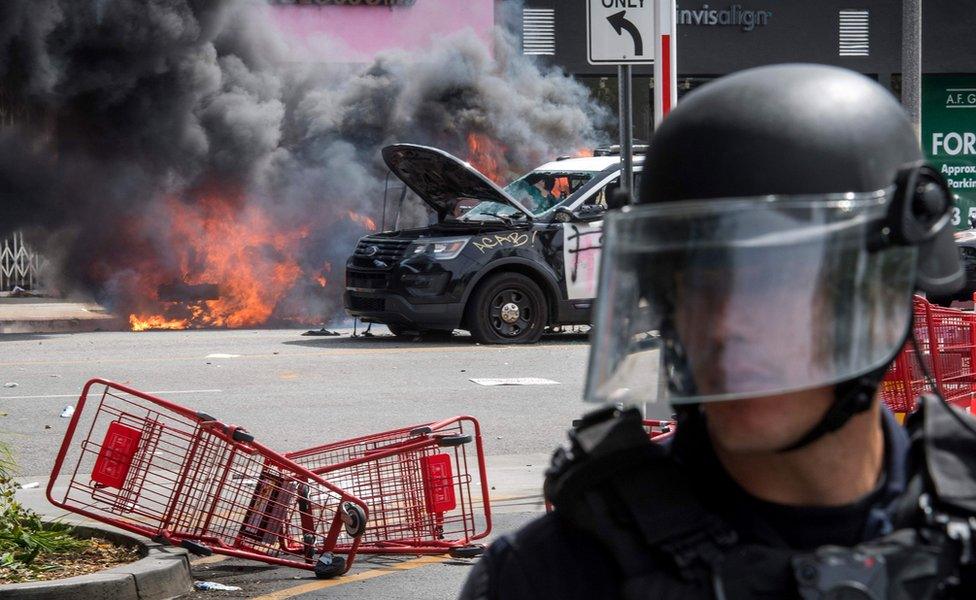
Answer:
[0, 316, 125, 335]
[0, 525, 193, 600]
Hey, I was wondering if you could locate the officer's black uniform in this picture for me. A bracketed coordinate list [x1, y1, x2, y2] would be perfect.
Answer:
[461, 408, 909, 599]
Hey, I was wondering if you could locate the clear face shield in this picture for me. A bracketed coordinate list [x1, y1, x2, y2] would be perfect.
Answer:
[585, 189, 918, 409]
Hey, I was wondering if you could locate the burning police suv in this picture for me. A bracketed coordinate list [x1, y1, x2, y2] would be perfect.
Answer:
[343, 143, 642, 343]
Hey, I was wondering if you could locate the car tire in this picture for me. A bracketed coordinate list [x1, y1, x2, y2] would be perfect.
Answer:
[465, 272, 547, 344]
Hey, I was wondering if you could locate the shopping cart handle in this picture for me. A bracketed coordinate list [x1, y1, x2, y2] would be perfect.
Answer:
[196, 411, 217, 422]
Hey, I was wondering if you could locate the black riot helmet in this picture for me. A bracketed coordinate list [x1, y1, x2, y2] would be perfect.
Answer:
[585, 64, 963, 450]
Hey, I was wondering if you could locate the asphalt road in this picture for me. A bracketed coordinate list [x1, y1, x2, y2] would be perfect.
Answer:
[1, 326, 598, 598]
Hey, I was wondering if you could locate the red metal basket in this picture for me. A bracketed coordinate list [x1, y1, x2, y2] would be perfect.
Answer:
[285, 416, 491, 556]
[880, 297, 976, 414]
[642, 419, 676, 442]
[47, 379, 369, 575]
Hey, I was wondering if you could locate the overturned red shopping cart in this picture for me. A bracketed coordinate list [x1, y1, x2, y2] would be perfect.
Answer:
[880, 296, 976, 416]
[285, 416, 492, 558]
[47, 379, 369, 578]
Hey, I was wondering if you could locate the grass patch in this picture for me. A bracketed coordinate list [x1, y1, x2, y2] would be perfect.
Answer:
[0, 440, 135, 583]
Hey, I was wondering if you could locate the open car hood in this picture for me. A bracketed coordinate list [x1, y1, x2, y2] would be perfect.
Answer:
[382, 143, 534, 221]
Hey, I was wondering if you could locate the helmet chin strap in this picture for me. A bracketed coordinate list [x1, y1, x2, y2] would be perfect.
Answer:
[775, 366, 886, 453]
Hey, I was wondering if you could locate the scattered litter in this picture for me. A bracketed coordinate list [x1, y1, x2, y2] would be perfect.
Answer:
[9, 286, 38, 298]
[205, 353, 240, 358]
[194, 581, 242, 592]
[60, 405, 75, 418]
[44, 425, 51, 430]
[0, 411, 7, 417]
[469, 378, 560, 386]
[460, 369, 467, 373]
[3, 382, 18, 388]
[17, 482, 39, 490]
[301, 328, 340, 337]
[49, 374, 62, 378]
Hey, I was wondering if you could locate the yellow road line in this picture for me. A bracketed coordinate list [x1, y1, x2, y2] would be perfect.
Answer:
[250, 555, 447, 599]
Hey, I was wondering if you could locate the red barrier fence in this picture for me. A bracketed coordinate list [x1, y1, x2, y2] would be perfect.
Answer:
[880, 296, 976, 414]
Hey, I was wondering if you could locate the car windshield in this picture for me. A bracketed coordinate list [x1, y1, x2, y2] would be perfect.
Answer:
[460, 171, 595, 221]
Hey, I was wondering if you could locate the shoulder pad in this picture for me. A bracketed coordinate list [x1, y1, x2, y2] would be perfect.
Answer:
[544, 405, 661, 509]
[908, 393, 976, 515]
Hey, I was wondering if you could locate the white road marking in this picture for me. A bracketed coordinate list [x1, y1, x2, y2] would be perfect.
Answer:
[469, 377, 560, 386]
[0, 389, 223, 400]
[205, 353, 241, 358]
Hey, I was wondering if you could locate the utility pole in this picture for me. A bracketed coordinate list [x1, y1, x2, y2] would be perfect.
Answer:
[902, 0, 921, 140]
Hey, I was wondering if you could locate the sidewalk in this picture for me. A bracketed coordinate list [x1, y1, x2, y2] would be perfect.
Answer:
[0, 297, 124, 334]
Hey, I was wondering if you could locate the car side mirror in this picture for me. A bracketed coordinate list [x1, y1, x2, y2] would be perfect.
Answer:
[554, 207, 575, 223]
[607, 188, 631, 211]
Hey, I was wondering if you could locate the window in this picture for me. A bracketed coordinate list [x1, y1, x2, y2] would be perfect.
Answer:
[522, 8, 555, 56]
[839, 10, 870, 57]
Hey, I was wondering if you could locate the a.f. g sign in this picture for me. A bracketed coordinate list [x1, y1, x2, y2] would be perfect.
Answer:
[923, 75, 976, 229]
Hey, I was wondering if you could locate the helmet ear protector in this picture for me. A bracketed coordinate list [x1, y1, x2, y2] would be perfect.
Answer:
[883, 162, 964, 296]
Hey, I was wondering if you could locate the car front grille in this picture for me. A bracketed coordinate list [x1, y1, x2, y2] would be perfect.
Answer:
[353, 238, 411, 263]
[348, 295, 386, 312]
[347, 271, 388, 290]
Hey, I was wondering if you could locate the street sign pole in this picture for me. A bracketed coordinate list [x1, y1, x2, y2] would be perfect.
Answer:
[653, 0, 677, 127]
[618, 64, 634, 194]
[586, 0, 652, 196]
[902, 0, 922, 141]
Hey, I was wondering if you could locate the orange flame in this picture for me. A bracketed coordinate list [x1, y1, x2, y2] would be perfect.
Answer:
[129, 314, 188, 332]
[466, 132, 508, 184]
[573, 147, 594, 157]
[127, 195, 308, 330]
[347, 211, 377, 231]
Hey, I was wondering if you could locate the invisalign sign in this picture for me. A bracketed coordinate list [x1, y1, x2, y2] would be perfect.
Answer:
[678, 4, 772, 31]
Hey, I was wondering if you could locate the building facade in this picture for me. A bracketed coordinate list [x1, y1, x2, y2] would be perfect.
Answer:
[520, 0, 976, 223]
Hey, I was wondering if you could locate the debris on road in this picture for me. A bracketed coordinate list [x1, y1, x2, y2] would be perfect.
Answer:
[17, 482, 40, 490]
[3, 382, 18, 388]
[194, 581, 243, 592]
[302, 328, 340, 336]
[59, 405, 75, 418]
[469, 378, 560, 386]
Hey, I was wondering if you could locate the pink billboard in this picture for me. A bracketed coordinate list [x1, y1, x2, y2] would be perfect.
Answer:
[269, 0, 496, 62]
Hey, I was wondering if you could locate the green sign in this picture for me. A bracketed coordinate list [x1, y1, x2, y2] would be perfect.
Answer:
[923, 75, 976, 229]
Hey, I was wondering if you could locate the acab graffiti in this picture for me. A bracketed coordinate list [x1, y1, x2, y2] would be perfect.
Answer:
[473, 231, 538, 253]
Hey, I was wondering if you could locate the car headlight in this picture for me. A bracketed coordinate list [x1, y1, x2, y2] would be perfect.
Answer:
[409, 238, 469, 260]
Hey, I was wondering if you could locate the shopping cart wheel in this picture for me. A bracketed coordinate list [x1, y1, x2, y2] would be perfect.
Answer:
[314, 552, 347, 579]
[448, 545, 485, 559]
[180, 540, 214, 557]
[231, 428, 255, 444]
[341, 502, 367, 537]
[436, 434, 472, 447]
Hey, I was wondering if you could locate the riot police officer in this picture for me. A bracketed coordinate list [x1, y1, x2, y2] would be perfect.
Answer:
[459, 64, 976, 599]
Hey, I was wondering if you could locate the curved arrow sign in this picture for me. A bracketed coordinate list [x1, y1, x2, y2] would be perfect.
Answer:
[607, 11, 643, 56]
[587, 0, 653, 65]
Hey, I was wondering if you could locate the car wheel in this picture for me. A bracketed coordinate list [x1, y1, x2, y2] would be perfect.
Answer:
[466, 272, 547, 344]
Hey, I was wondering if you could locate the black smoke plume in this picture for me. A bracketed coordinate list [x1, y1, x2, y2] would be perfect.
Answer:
[0, 0, 609, 327]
